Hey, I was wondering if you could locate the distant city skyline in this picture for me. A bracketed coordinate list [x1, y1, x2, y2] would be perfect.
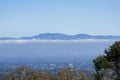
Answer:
[0, 0, 120, 37]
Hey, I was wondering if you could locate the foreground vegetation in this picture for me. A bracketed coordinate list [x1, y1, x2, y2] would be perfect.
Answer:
[93, 41, 120, 80]
[0, 41, 120, 80]
[0, 66, 94, 80]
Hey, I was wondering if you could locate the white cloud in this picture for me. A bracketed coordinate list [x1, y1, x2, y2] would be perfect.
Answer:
[0, 39, 116, 44]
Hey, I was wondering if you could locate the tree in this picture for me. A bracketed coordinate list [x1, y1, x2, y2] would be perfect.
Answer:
[93, 41, 120, 80]
[93, 56, 111, 80]
[105, 41, 120, 79]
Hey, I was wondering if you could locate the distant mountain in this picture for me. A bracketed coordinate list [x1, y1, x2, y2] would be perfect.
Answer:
[20, 33, 68, 40]
[0, 37, 16, 40]
[1, 33, 120, 40]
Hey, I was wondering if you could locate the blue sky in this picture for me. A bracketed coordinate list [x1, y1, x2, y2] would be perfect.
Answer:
[0, 0, 120, 37]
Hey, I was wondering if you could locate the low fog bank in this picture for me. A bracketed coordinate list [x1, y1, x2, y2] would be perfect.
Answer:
[0, 39, 115, 58]
[0, 39, 117, 44]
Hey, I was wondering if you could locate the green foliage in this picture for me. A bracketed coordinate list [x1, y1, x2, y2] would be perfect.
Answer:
[93, 55, 111, 70]
[93, 41, 120, 80]
[105, 41, 120, 78]
[93, 56, 111, 80]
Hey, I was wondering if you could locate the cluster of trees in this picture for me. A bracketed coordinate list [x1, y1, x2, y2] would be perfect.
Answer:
[0, 66, 94, 80]
[93, 41, 120, 80]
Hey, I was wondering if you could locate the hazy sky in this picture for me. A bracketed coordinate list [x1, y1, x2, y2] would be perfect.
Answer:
[0, 0, 120, 37]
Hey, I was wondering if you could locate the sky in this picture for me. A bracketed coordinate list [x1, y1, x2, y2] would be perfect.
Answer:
[0, 0, 120, 37]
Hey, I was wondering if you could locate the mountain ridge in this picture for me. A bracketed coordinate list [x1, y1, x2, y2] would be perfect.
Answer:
[1, 33, 120, 40]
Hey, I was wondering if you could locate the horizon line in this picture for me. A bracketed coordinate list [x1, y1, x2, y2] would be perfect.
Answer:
[1, 33, 120, 38]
